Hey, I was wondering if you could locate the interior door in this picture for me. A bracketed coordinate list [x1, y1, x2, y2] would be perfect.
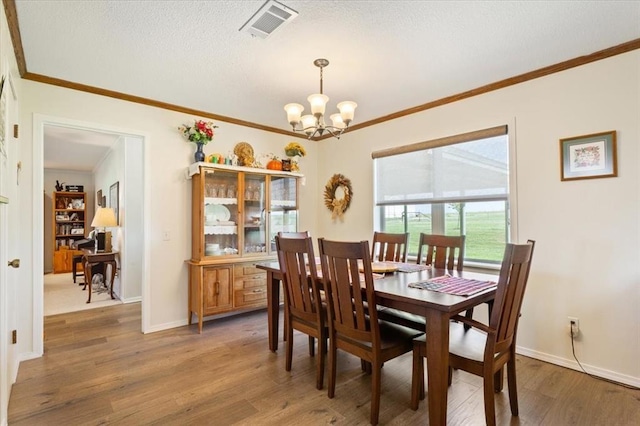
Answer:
[0, 73, 19, 426]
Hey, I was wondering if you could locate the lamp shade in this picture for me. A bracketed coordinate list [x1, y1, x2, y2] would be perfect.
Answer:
[91, 207, 117, 228]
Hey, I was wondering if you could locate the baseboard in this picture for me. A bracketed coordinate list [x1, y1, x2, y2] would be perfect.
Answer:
[516, 345, 640, 388]
[144, 319, 188, 334]
[121, 296, 142, 304]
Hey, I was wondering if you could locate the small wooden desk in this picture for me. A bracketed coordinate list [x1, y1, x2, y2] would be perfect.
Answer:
[256, 261, 497, 426]
[82, 248, 117, 303]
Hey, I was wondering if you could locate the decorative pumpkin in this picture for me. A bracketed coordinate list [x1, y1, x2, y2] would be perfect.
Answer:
[267, 158, 282, 170]
[266, 158, 283, 170]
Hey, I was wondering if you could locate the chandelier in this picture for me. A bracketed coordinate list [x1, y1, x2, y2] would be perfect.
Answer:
[284, 58, 357, 139]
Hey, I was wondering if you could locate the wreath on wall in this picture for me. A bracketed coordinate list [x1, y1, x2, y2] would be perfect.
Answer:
[324, 173, 353, 219]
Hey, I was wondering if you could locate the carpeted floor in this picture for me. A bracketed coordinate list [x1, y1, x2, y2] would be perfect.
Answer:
[44, 272, 121, 316]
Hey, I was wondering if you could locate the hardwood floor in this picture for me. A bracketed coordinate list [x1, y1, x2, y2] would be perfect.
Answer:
[8, 303, 639, 425]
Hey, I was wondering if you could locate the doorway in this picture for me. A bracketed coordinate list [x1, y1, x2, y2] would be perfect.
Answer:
[33, 114, 149, 356]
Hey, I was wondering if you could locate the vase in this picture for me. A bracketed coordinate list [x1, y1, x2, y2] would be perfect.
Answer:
[194, 142, 205, 163]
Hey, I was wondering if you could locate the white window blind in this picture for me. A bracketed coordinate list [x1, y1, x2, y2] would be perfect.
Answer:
[373, 126, 509, 206]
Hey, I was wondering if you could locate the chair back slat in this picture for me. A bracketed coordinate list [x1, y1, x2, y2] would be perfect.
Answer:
[416, 233, 465, 271]
[371, 232, 408, 262]
[276, 236, 321, 323]
[319, 238, 377, 343]
[489, 241, 535, 349]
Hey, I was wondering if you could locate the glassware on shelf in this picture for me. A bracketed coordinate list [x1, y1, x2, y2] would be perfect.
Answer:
[217, 184, 227, 198]
[227, 185, 236, 199]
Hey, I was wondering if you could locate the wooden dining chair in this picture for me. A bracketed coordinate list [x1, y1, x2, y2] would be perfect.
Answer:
[411, 240, 535, 426]
[275, 235, 327, 390]
[416, 233, 465, 270]
[277, 231, 310, 239]
[371, 231, 408, 262]
[277, 231, 311, 340]
[318, 238, 423, 425]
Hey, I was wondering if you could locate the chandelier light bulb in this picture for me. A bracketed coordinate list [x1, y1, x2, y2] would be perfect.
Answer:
[330, 113, 345, 129]
[284, 103, 304, 126]
[308, 94, 329, 117]
[337, 101, 357, 125]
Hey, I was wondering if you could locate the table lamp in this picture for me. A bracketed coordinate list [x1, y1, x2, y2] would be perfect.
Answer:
[91, 207, 117, 252]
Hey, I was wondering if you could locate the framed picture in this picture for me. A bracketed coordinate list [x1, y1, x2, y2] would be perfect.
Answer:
[559, 131, 617, 181]
[97, 189, 103, 207]
[109, 181, 119, 225]
[102, 195, 106, 208]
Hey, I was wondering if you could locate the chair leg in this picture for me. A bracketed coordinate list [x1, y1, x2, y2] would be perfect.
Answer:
[464, 307, 474, 330]
[328, 336, 337, 399]
[483, 368, 497, 426]
[410, 341, 424, 410]
[316, 331, 326, 390]
[370, 362, 382, 426]
[285, 319, 294, 372]
[494, 366, 504, 392]
[308, 335, 315, 356]
[507, 357, 519, 416]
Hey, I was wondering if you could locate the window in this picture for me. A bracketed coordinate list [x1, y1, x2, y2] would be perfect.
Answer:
[373, 126, 511, 265]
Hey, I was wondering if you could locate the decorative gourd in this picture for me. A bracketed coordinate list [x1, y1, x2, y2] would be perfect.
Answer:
[266, 159, 283, 170]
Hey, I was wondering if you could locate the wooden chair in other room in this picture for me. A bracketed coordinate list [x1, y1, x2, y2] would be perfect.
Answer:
[318, 238, 423, 425]
[275, 235, 327, 390]
[411, 240, 535, 426]
[379, 234, 466, 331]
[371, 231, 409, 263]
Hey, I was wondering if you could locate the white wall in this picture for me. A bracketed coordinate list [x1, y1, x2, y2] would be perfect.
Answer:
[316, 52, 640, 385]
[43, 169, 94, 273]
[19, 81, 320, 343]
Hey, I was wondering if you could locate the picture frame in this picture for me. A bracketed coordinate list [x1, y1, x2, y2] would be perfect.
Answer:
[102, 195, 106, 208]
[559, 131, 617, 181]
[97, 189, 102, 207]
[109, 181, 119, 225]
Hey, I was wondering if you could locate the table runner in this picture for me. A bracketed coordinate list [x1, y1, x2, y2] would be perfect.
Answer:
[408, 274, 496, 296]
[393, 263, 432, 273]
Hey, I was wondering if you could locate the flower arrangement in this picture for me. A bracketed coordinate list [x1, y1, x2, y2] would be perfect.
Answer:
[284, 142, 306, 157]
[179, 119, 218, 145]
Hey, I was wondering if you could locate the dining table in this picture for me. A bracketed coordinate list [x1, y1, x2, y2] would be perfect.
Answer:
[256, 260, 498, 426]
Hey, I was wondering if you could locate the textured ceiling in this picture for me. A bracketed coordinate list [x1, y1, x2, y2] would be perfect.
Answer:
[13, 1, 640, 169]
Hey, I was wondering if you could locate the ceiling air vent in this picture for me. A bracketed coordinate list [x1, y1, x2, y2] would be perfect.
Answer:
[239, 0, 298, 39]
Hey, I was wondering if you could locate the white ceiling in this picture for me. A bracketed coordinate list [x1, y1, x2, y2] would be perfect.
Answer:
[43, 126, 120, 171]
[14, 1, 640, 170]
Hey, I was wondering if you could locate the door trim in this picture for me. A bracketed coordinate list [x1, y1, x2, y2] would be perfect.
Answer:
[32, 114, 151, 356]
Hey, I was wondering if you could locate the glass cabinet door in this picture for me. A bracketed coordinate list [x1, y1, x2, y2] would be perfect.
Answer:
[203, 169, 239, 257]
[242, 173, 267, 255]
[269, 176, 298, 253]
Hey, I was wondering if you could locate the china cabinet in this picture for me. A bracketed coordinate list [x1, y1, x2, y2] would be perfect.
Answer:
[52, 191, 87, 273]
[186, 162, 301, 332]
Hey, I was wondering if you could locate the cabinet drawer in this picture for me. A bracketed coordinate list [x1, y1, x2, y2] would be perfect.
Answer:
[234, 264, 265, 277]
[235, 275, 266, 290]
[234, 287, 267, 308]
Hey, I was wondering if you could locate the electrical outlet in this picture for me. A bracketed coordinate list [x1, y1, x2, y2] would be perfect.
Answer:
[162, 230, 171, 241]
[568, 317, 580, 337]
